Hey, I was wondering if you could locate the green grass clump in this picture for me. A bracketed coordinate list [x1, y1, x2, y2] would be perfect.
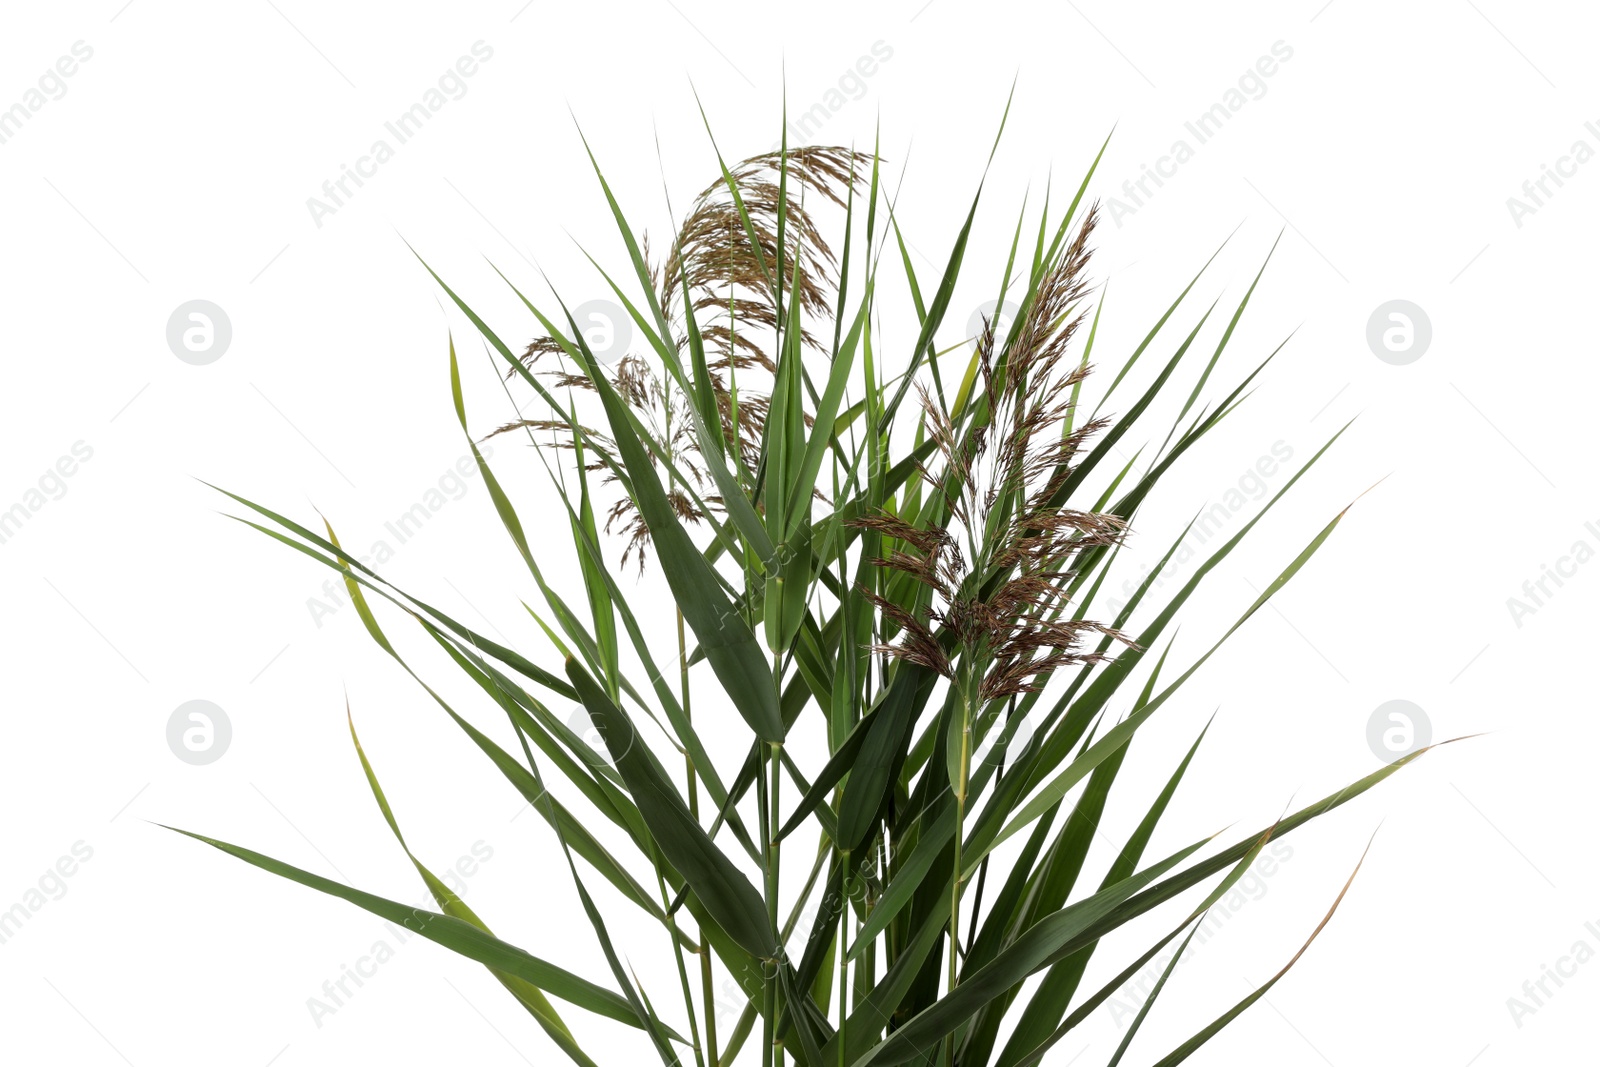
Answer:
[180, 99, 1436, 1066]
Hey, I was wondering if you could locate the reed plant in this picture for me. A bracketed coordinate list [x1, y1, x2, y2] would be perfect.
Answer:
[175, 101, 1437, 1065]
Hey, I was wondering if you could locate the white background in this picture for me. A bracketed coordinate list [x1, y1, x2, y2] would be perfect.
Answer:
[1, 1, 1594, 1064]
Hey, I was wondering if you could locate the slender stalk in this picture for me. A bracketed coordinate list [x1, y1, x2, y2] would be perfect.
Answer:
[655, 862, 705, 1067]
[681, 610, 697, 819]
[964, 701, 1010, 955]
[769, 737, 785, 1067]
[838, 848, 850, 1067]
[701, 946, 720, 1067]
[765, 638, 785, 1067]
[759, 740, 775, 1067]
[681, 608, 720, 1067]
[944, 677, 975, 1067]
[652, 600, 705, 1062]
[856, 841, 881, 1010]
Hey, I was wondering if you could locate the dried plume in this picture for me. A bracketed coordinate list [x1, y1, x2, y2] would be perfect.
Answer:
[852, 205, 1139, 701]
[491, 146, 868, 571]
